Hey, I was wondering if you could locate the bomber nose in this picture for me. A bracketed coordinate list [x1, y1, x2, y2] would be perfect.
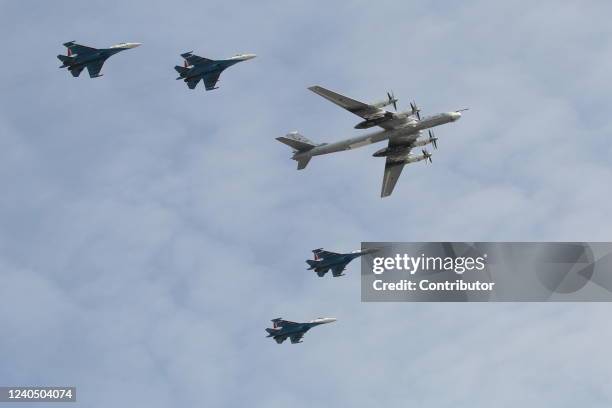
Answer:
[450, 111, 461, 121]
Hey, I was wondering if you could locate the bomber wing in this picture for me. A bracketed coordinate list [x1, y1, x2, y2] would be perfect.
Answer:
[381, 141, 414, 198]
[309, 85, 396, 129]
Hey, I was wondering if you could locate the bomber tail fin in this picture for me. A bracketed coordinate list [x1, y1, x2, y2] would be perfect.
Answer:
[276, 132, 319, 170]
[276, 131, 317, 152]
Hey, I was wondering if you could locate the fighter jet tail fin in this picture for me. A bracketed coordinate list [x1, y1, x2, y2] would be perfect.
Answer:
[57, 54, 75, 68]
[174, 65, 189, 78]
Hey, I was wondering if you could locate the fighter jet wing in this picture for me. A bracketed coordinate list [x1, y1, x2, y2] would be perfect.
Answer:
[86, 60, 105, 78]
[272, 319, 299, 328]
[186, 78, 201, 89]
[181, 52, 214, 67]
[64, 42, 97, 55]
[70, 65, 85, 77]
[331, 265, 346, 277]
[274, 335, 287, 344]
[381, 142, 413, 198]
[313, 248, 340, 259]
[308, 86, 393, 124]
[203, 71, 222, 90]
[316, 268, 330, 277]
[290, 333, 305, 344]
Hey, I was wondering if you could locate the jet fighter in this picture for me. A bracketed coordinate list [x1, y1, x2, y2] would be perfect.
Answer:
[174, 52, 256, 90]
[57, 41, 141, 78]
[306, 248, 379, 277]
[266, 317, 336, 344]
[276, 85, 466, 197]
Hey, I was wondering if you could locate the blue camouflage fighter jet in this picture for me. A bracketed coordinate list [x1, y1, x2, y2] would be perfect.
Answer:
[57, 41, 141, 78]
[266, 317, 336, 344]
[174, 51, 256, 90]
[306, 247, 380, 277]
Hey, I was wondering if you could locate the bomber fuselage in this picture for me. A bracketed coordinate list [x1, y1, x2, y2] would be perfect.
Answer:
[293, 111, 461, 161]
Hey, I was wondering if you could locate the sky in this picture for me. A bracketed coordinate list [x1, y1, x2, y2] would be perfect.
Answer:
[1, 0, 612, 406]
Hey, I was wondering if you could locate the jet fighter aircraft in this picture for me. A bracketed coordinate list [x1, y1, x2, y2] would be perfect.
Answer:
[276, 86, 466, 197]
[57, 41, 141, 78]
[306, 248, 379, 277]
[266, 317, 336, 344]
[174, 52, 256, 90]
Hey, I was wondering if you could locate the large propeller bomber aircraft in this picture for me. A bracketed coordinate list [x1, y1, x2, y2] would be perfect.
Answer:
[277, 86, 467, 197]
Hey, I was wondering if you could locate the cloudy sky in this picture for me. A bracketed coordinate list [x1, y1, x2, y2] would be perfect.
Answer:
[1, 0, 612, 406]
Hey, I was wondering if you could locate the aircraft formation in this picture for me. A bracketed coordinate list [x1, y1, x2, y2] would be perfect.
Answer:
[57, 41, 467, 344]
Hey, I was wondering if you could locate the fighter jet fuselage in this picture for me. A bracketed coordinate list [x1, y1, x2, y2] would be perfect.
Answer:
[306, 248, 379, 277]
[175, 52, 256, 90]
[58, 42, 141, 78]
[266, 317, 336, 344]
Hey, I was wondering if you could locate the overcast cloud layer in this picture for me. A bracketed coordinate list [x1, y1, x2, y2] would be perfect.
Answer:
[1, 1, 612, 407]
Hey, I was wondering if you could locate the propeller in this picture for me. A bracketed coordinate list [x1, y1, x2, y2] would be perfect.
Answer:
[410, 101, 421, 120]
[428, 130, 438, 149]
[387, 91, 398, 111]
[422, 149, 432, 163]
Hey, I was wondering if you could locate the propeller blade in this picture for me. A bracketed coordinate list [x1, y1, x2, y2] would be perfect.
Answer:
[411, 101, 421, 120]
[428, 130, 438, 149]
[422, 149, 432, 163]
[387, 91, 398, 111]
